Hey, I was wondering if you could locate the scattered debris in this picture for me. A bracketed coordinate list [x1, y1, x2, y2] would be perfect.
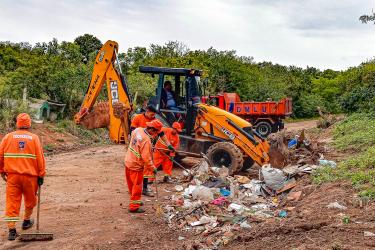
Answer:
[287, 191, 302, 202]
[278, 210, 288, 218]
[160, 129, 340, 248]
[327, 202, 347, 210]
[364, 231, 375, 237]
[175, 185, 184, 192]
[319, 159, 337, 168]
[261, 165, 287, 190]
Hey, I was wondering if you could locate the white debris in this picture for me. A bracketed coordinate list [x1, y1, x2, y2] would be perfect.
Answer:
[192, 186, 214, 201]
[327, 202, 347, 210]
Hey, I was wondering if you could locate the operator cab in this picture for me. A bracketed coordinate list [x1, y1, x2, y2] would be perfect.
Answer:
[139, 66, 203, 136]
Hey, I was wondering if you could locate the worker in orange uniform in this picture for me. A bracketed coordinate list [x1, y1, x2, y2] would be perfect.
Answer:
[130, 105, 175, 196]
[153, 122, 182, 183]
[124, 120, 163, 213]
[0, 113, 46, 241]
[130, 105, 158, 131]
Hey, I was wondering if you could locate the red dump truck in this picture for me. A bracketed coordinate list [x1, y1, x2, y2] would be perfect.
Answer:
[201, 93, 292, 137]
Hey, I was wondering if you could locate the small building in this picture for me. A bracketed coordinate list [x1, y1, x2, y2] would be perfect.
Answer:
[29, 98, 66, 121]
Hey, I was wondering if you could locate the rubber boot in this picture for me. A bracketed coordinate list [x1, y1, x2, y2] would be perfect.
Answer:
[129, 208, 145, 213]
[22, 219, 34, 230]
[8, 228, 19, 241]
[163, 176, 173, 183]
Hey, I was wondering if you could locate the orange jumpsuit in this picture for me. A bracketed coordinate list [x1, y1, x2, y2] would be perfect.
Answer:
[0, 130, 46, 229]
[153, 128, 180, 177]
[131, 114, 158, 179]
[125, 128, 155, 211]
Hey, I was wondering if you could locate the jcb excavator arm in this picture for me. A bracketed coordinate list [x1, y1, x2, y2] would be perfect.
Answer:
[74, 40, 132, 143]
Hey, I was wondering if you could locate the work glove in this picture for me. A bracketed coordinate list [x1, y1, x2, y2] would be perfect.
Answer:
[168, 145, 175, 152]
[37, 177, 44, 186]
[1, 173, 7, 182]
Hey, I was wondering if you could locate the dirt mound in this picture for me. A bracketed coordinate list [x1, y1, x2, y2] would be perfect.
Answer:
[230, 181, 375, 249]
[80, 102, 110, 129]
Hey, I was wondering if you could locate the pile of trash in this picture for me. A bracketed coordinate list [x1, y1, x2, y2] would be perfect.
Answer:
[268, 129, 329, 168]
[160, 130, 337, 248]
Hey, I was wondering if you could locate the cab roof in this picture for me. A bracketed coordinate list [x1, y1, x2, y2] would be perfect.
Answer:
[139, 66, 203, 76]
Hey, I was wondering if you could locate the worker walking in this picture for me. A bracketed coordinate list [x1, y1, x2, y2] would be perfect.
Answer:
[0, 113, 46, 241]
[153, 122, 181, 183]
[124, 120, 163, 213]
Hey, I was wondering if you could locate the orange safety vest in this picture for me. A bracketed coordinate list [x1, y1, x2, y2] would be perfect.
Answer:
[125, 128, 155, 172]
[0, 130, 46, 177]
[155, 127, 179, 156]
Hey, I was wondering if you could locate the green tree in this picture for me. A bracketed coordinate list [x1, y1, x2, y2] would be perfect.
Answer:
[74, 34, 102, 62]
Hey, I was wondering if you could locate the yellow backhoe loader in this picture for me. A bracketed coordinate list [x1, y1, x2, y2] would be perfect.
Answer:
[75, 41, 270, 173]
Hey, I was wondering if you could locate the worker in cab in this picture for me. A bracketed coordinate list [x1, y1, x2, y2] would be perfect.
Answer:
[130, 105, 158, 131]
[153, 122, 181, 183]
[161, 81, 178, 110]
[0, 113, 46, 241]
[124, 120, 163, 213]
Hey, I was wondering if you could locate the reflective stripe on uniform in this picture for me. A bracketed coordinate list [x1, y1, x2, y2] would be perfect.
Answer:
[129, 147, 140, 158]
[158, 138, 168, 146]
[4, 153, 36, 159]
[4, 217, 20, 222]
[143, 175, 154, 178]
[130, 200, 142, 204]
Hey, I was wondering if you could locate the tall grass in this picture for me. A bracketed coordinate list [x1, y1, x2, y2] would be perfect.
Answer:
[313, 113, 375, 199]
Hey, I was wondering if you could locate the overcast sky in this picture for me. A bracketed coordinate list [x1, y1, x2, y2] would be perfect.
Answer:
[1, 0, 375, 70]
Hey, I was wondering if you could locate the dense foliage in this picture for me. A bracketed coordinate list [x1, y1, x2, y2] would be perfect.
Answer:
[0, 35, 374, 119]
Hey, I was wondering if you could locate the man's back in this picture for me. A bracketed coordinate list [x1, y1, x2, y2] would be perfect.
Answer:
[0, 130, 45, 177]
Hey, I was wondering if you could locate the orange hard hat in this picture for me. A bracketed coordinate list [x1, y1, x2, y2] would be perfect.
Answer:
[16, 113, 31, 129]
[146, 119, 163, 131]
[172, 122, 182, 132]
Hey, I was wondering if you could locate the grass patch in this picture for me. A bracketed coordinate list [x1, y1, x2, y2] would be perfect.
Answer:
[313, 147, 375, 199]
[313, 113, 375, 199]
[43, 144, 55, 152]
[333, 113, 375, 152]
[56, 120, 109, 144]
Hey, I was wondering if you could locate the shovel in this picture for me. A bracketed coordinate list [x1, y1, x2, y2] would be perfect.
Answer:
[18, 185, 53, 241]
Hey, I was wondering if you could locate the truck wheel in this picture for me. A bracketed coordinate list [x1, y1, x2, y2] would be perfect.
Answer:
[255, 121, 272, 137]
[206, 142, 244, 174]
[242, 158, 255, 170]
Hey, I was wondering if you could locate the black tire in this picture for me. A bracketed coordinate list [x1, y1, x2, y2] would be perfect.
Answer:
[206, 142, 244, 174]
[255, 121, 272, 137]
[242, 157, 255, 170]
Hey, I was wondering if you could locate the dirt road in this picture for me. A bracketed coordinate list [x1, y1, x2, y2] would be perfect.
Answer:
[284, 119, 317, 131]
[0, 145, 186, 249]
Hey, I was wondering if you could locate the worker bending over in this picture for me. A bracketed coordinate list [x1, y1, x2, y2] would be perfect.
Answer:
[153, 122, 181, 183]
[0, 113, 46, 240]
[124, 120, 163, 213]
